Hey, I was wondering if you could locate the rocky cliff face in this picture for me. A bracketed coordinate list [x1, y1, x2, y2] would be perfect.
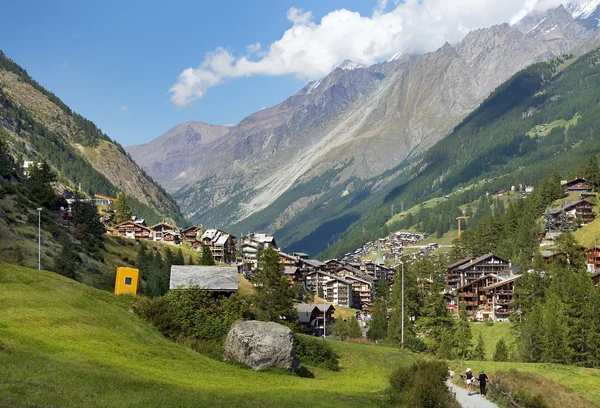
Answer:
[130, 6, 597, 242]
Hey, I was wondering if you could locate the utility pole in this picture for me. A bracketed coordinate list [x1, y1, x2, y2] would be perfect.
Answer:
[37, 207, 42, 270]
[400, 260, 405, 351]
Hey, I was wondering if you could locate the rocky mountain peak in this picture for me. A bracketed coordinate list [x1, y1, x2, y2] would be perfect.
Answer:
[337, 59, 368, 70]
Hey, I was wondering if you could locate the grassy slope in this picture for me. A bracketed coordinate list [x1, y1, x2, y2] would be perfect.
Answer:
[0, 264, 412, 407]
[470, 322, 514, 360]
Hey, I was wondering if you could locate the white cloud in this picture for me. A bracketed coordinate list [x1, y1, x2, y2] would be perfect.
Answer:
[119, 106, 129, 112]
[169, 0, 567, 107]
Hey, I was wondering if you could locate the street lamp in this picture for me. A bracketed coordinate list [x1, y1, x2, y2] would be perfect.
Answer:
[37, 207, 42, 270]
[399, 260, 404, 351]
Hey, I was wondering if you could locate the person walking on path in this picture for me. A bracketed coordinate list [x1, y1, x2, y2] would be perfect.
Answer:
[479, 369, 489, 397]
[447, 371, 499, 408]
[465, 368, 473, 396]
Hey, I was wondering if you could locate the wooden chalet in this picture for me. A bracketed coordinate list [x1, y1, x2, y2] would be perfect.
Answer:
[201, 228, 237, 264]
[446, 257, 474, 290]
[280, 252, 298, 268]
[456, 254, 510, 287]
[482, 275, 520, 321]
[295, 304, 335, 337]
[284, 266, 303, 284]
[150, 222, 176, 242]
[161, 231, 181, 245]
[456, 274, 503, 317]
[545, 199, 595, 228]
[586, 246, 600, 272]
[115, 220, 152, 240]
[181, 226, 202, 243]
[566, 178, 593, 194]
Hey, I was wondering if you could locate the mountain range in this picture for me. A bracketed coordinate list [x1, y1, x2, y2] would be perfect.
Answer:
[127, 3, 600, 254]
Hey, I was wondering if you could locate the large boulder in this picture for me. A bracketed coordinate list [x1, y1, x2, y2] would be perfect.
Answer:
[223, 320, 300, 372]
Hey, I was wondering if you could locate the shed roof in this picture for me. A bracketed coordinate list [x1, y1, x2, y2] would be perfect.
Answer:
[545, 199, 592, 216]
[169, 265, 238, 292]
[457, 254, 508, 270]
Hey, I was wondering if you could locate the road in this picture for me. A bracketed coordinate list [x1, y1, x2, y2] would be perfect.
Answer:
[447, 371, 499, 408]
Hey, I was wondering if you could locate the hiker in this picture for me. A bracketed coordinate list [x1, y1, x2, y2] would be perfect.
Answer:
[479, 369, 489, 397]
[465, 368, 473, 396]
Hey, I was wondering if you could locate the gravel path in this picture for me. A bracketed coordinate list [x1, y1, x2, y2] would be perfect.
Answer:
[447, 371, 499, 408]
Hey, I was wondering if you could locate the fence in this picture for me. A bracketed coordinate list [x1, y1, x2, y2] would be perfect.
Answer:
[458, 372, 522, 408]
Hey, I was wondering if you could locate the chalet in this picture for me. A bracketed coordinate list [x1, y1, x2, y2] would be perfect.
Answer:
[456, 254, 510, 287]
[482, 275, 521, 322]
[284, 266, 303, 284]
[115, 220, 152, 240]
[181, 226, 202, 243]
[150, 222, 176, 242]
[586, 246, 600, 273]
[566, 178, 593, 194]
[280, 252, 298, 268]
[325, 277, 352, 308]
[201, 229, 237, 264]
[161, 231, 181, 245]
[306, 270, 336, 298]
[456, 274, 503, 317]
[241, 233, 278, 269]
[446, 257, 474, 290]
[295, 304, 335, 337]
[545, 199, 595, 228]
[169, 265, 238, 294]
[344, 273, 374, 311]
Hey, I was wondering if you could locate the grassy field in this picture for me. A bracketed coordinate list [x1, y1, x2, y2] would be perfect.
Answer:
[526, 114, 580, 138]
[449, 360, 600, 408]
[470, 322, 514, 360]
[0, 263, 412, 407]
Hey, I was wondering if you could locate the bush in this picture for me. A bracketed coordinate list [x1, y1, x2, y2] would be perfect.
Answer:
[389, 359, 459, 408]
[293, 334, 340, 371]
[512, 389, 549, 408]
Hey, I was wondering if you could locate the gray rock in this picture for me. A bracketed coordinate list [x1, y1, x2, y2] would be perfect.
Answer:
[223, 321, 300, 372]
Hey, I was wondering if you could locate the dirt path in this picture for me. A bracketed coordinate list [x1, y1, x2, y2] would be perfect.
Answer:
[447, 371, 499, 408]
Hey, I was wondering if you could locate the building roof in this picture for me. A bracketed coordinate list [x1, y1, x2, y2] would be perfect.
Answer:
[182, 226, 200, 233]
[545, 199, 592, 216]
[566, 178, 588, 187]
[456, 273, 503, 292]
[457, 254, 508, 270]
[115, 220, 151, 231]
[284, 267, 299, 275]
[215, 234, 230, 245]
[447, 257, 474, 269]
[169, 265, 238, 292]
[483, 275, 521, 290]
[302, 259, 326, 268]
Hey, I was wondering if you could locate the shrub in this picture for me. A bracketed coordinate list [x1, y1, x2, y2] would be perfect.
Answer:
[293, 334, 339, 371]
[512, 389, 549, 408]
[389, 359, 459, 408]
[494, 337, 509, 362]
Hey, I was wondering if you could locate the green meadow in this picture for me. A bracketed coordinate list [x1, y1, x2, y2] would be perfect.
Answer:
[0, 263, 412, 407]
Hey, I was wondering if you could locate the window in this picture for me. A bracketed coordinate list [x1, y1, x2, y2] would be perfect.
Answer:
[124, 277, 133, 286]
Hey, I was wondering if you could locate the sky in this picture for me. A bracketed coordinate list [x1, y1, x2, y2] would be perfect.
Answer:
[0, 0, 568, 146]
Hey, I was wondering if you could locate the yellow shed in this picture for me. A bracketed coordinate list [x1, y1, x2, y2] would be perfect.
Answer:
[114, 267, 139, 295]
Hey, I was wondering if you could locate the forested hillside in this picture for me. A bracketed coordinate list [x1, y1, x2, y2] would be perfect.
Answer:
[0, 51, 184, 225]
[322, 48, 600, 259]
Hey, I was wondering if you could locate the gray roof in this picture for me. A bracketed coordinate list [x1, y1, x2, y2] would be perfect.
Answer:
[457, 253, 508, 270]
[545, 199, 591, 216]
[169, 265, 238, 292]
[284, 266, 299, 275]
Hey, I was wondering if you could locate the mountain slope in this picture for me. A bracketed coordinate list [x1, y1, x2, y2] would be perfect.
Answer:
[0, 51, 184, 225]
[126, 121, 231, 191]
[322, 45, 600, 259]
[0, 263, 411, 407]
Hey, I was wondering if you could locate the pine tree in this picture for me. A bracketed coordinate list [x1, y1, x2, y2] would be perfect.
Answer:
[27, 160, 57, 209]
[493, 337, 509, 362]
[252, 247, 297, 324]
[136, 244, 150, 280]
[454, 314, 473, 359]
[200, 245, 216, 265]
[368, 299, 388, 341]
[472, 333, 486, 360]
[113, 192, 132, 224]
[0, 130, 15, 178]
[53, 237, 77, 279]
[187, 255, 194, 265]
[540, 295, 570, 364]
[174, 247, 185, 265]
[72, 199, 104, 239]
[346, 316, 363, 339]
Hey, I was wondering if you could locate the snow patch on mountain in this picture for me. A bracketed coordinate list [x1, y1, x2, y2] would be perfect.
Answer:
[569, 0, 600, 19]
[337, 59, 368, 70]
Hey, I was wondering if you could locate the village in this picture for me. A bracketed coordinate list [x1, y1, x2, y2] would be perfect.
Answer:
[96, 176, 600, 338]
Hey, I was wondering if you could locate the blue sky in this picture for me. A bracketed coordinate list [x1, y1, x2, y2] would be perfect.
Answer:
[0, 0, 562, 146]
[0, 0, 374, 146]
